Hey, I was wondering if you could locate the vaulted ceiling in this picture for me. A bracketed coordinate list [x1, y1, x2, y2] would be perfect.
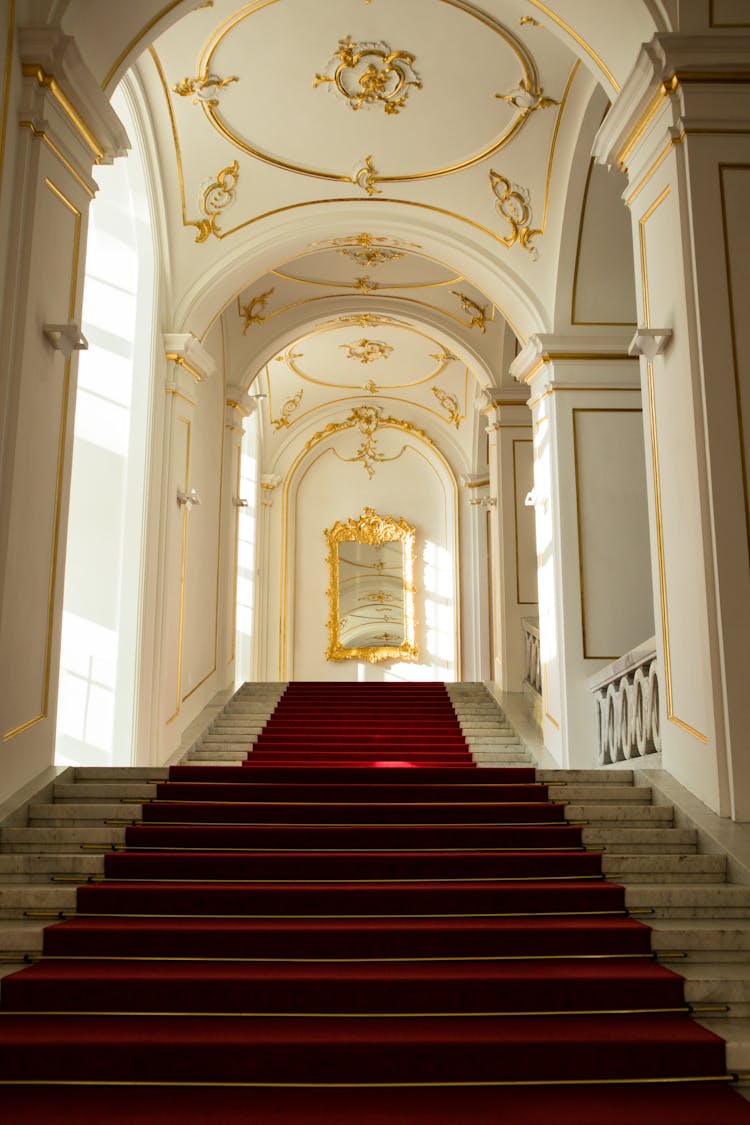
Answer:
[68, 0, 654, 471]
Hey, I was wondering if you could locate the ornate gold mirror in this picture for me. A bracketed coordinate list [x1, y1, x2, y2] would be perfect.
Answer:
[325, 508, 418, 664]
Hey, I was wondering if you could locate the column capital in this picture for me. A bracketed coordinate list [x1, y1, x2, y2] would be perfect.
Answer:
[164, 333, 216, 395]
[480, 384, 531, 429]
[225, 385, 258, 433]
[510, 333, 639, 402]
[594, 33, 750, 182]
[260, 473, 282, 509]
[18, 27, 129, 175]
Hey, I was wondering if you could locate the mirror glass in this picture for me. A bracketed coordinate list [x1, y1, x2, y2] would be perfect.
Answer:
[325, 508, 418, 664]
[338, 540, 405, 649]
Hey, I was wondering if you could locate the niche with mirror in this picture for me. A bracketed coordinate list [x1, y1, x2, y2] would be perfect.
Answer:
[324, 508, 418, 664]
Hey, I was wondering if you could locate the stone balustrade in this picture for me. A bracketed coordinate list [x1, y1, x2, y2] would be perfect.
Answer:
[588, 638, 661, 765]
[521, 618, 541, 695]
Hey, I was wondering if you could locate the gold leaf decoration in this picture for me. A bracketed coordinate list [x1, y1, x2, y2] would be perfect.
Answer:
[432, 385, 462, 428]
[341, 339, 393, 364]
[172, 72, 238, 107]
[239, 287, 275, 333]
[489, 170, 541, 259]
[495, 77, 558, 113]
[272, 388, 303, 431]
[452, 291, 488, 333]
[188, 161, 240, 243]
[353, 155, 381, 196]
[313, 37, 421, 116]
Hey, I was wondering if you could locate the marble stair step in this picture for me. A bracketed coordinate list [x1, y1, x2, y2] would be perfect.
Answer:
[470, 749, 530, 759]
[677, 963, 750, 1015]
[650, 919, 750, 961]
[53, 783, 157, 803]
[460, 726, 518, 734]
[600, 854, 726, 883]
[200, 740, 256, 750]
[0, 919, 46, 956]
[547, 785, 653, 803]
[582, 826, 697, 853]
[0, 827, 127, 853]
[0, 855, 103, 882]
[471, 757, 533, 767]
[625, 883, 750, 918]
[28, 804, 143, 827]
[0, 883, 77, 918]
[695, 1016, 750, 1073]
[565, 804, 674, 826]
[186, 750, 248, 762]
[74, 768, 168, 781]
[541, 771, 636, 785]
[463, 738, 521, 747]
[207, 728, 263, 737]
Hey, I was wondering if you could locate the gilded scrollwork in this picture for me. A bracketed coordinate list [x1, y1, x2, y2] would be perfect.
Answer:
[489, 169, 541, 259]
[314, 37, 422, 116]
[340, 339, 393, 364]
[338, 236, 405, 268]
[324, 507, 418, 665]
[353, 155, 381, 196]
[452, 291, 488, 333]
[272, 388, 303, 431]
[496, 77, 558, 113]
[355, 275, 378, 294]
[432, 385, 462, 428]
[239, 287, 275, 333]
[341, 313, 385, 329]
[187, 161, 240, 243]
[172, 72, 238, 107]
[306, 404, 431, 479]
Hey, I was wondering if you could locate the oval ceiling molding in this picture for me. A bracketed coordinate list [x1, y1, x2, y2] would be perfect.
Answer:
[188, 0, 547, 187]
[272, 321, 459, 391]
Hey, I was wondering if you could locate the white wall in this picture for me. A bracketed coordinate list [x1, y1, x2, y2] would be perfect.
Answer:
[276, 424, 460, 682]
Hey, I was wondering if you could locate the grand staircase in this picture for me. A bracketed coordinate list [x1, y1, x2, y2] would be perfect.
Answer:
[0, 681, 749, 1122]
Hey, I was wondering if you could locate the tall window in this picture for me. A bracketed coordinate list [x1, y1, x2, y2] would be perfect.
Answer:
[55, 86, 155, 767]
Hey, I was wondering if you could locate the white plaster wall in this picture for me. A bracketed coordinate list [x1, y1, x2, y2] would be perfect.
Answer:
[178, 328, 224, 704]
[283, 436, 459, 682]
[572, 408, 653, 660]
[155, 325, 229, 746]
[514, 440, 538, 607]
[572, 163, 637, 327]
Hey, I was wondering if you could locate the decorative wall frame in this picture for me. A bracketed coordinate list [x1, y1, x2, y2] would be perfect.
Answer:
[324, 507, 418, 664]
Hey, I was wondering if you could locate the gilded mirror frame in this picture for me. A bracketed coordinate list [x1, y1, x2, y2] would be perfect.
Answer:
[325, 508, 418, 664]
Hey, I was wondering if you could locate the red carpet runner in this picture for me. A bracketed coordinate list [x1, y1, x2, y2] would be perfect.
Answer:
[2, 681, 749, 1123]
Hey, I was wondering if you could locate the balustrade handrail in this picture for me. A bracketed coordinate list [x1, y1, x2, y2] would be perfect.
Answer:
[521, 617, 541, 695]
[587, 636, 661, 765]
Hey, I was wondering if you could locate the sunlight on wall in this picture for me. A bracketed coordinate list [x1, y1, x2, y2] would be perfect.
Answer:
[235, 413, 260, 685]
[422, 540, 453, 671]
[57, 615, 117, 762]
[533, 415, 558, 698]
[55, 87, 154, 767]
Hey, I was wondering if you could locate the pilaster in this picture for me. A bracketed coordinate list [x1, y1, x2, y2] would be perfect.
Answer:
[481, 384, 536, 693]
[595, 33, 750, 818]
[220, 386, 255, 680]
[0, 26, 128, 801]
[510, 335, 649, 768]
[256, 473, 282, 680]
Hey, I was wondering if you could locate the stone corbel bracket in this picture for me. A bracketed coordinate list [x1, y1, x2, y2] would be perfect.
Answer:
[164, 332, 216, 399]
[43, 322, 88, 356]
[628, 328, 672, 358]
[225, 384, 256, 434]
[19, 28, 130, 168]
